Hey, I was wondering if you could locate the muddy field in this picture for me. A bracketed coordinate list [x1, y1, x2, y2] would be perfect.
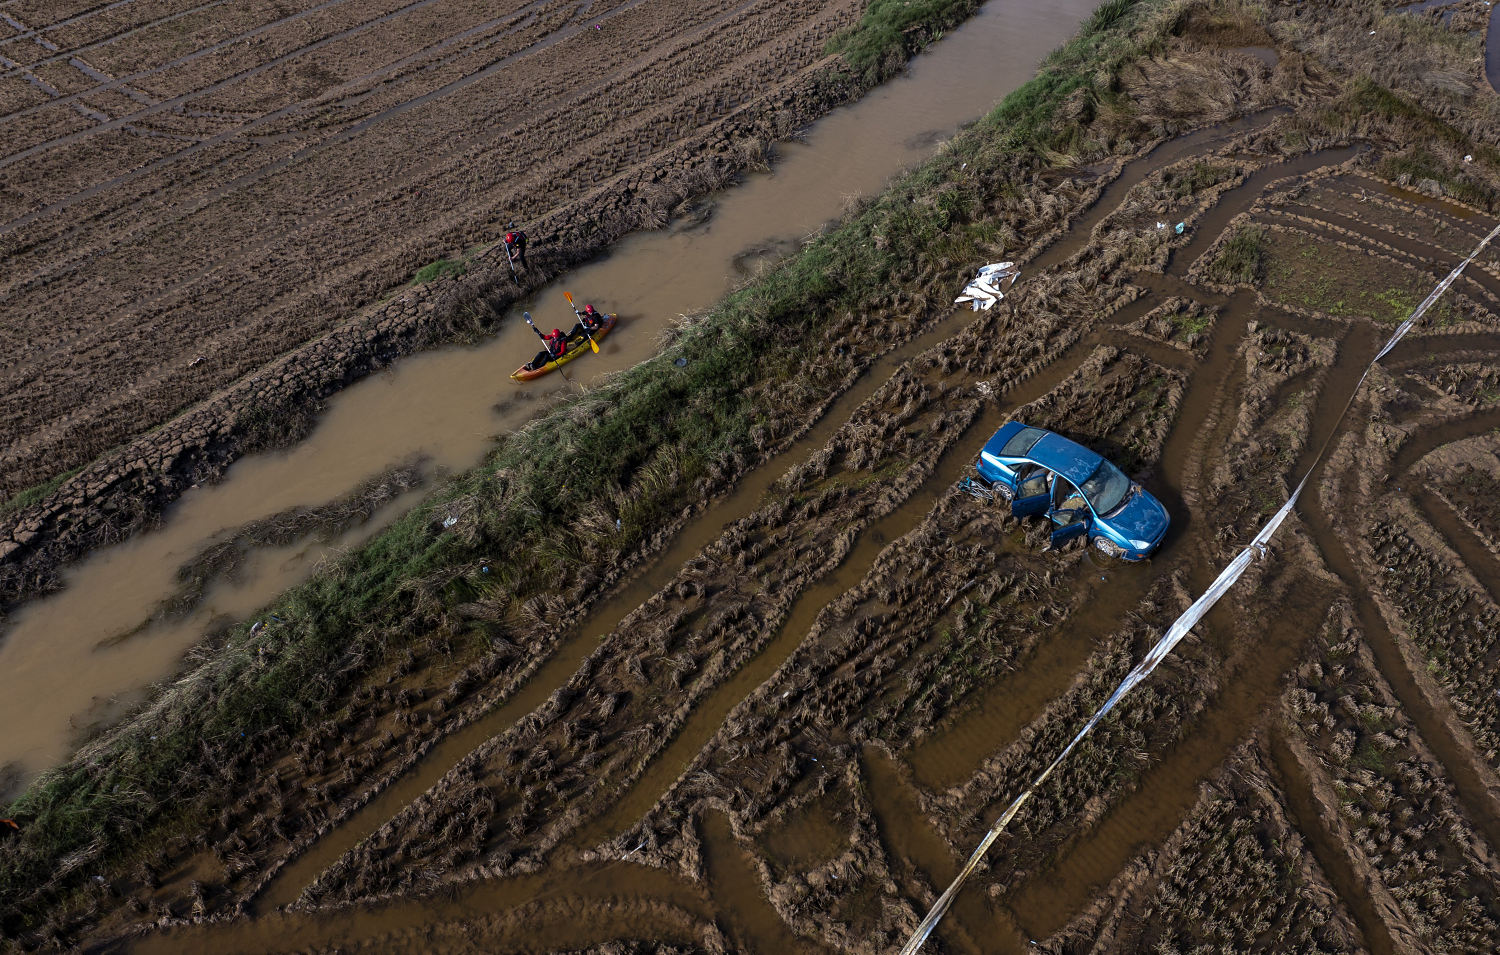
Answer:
[0, 0, 874, 492]
[6, 0, 1500, 952]
[0, 0, 926, 615]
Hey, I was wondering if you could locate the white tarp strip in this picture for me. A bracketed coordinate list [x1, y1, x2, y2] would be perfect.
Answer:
[899, 220, 1500, 955]
[955, 261, 1019, 310]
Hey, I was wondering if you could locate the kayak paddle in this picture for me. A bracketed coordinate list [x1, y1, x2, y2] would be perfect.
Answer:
[563, 291, 601, 353]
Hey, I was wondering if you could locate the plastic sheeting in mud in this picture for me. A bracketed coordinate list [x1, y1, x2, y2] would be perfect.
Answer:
[899, 220, 1500, 955]
[954, 262, 1019, 310]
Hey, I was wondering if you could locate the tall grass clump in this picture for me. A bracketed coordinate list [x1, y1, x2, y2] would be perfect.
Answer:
[410, 257, 468, 285]
[828, 0, 982, 83]
[1209, 224, 1267, 285]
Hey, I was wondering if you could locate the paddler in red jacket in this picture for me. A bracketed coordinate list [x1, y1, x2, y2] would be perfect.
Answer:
[525, 328, 567, 371]
[568, 303, 605, 341]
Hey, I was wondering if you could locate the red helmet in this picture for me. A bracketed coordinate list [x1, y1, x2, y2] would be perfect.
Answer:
[551, 329, 562, 336]
[505, 232, 516, 243]
[584, 304, 596, 315]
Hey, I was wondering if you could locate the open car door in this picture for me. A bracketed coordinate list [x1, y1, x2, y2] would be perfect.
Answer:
[1010, 466, 1050, 517]
[1047, 476, 1090, 547]
[1049, 508, 1089, 548]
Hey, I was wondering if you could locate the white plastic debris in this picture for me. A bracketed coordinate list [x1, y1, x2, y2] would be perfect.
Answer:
[442, 515, 458, 528]
[1465, 154, 1474, 163]
[954, 261, 1019, 311]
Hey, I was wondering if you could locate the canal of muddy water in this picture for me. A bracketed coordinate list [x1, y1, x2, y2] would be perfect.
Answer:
[0, 0, 1104, 793]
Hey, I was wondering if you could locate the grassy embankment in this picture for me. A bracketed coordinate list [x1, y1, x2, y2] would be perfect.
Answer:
[0, 0, 1162, 935]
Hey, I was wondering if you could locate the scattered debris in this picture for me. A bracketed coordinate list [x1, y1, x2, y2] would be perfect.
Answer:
[954, 261, 1019, 310]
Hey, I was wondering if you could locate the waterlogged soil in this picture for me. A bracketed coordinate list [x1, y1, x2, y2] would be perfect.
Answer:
[11, 1, 1500, 952]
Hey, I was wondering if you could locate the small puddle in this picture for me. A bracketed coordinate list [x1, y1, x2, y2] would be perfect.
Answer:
[701, 811, 824, 954]
[863, 746, 1018, 955]
[1231, 45, 1278, 68]
[0, 0, 1106, 787]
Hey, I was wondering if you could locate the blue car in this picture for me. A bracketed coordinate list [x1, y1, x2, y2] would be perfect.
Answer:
[971, 421, 1170, 560]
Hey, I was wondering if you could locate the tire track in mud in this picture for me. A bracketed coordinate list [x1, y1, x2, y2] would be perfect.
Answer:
[116, 120, 1490, 950]
[701, 811, 828, 955]
[1302, 379, 1500, 858]
[1025, 107, 1288, 276]
[255, 307, 987, 910]
[895, 144, 1390, 942]
[1392, 406, 1500, 476]
[1166, 145, 1365, 275]
[1269, 727, 1399, 955]
[903, 295, 1243, 791]
[592, 298, 1216, 856]
[862, 747, 1015, 955]
[578, 397, 1004, 848]
[1001, 583, 1337, 940]
[1263, 212, 1500, 312]
[8, 0, 785, 311]
[1383, 331, 1500, 368]
[0, 2, 234, 77]
[1286, 203, 1500, 304]
[134, 811, 796, 954]
[1411, 486, 1500, 599]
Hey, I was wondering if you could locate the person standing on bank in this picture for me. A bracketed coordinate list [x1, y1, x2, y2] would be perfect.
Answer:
[505, 229, 528, 270]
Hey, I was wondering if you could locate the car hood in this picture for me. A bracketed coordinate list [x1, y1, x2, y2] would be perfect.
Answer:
[1106, 489, 1169, 543]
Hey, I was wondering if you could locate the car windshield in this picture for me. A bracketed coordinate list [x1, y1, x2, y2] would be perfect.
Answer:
[1079, 459, 1132, 515]
[1000, 426, 1046, 456]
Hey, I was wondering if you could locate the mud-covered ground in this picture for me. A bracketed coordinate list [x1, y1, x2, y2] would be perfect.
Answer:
[0, 0, 918, 615]
[8, 0, 1500, 951]
[0, 0, 871, 491]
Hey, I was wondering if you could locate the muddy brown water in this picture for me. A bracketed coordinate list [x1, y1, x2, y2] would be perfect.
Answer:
[0, 0, 1106, 789]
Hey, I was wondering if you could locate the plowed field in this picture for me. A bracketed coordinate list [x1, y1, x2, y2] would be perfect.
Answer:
[7, 1, 1500, 953]
[0, 0, 864, 497]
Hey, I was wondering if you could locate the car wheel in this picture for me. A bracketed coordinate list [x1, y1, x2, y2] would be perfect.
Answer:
[996, 483, 1013, 501]
[1093, 537, 1124, 558]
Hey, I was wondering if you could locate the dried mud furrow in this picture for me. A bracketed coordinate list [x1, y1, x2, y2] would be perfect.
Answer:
[134, 811, 802, 954]
[0, 0, 416, 140]
[0, 0, 778, 334]
[0, 2, 238, 79]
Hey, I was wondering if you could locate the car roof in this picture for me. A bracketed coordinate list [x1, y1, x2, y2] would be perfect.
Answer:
[1025, 431, 1103, 485]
